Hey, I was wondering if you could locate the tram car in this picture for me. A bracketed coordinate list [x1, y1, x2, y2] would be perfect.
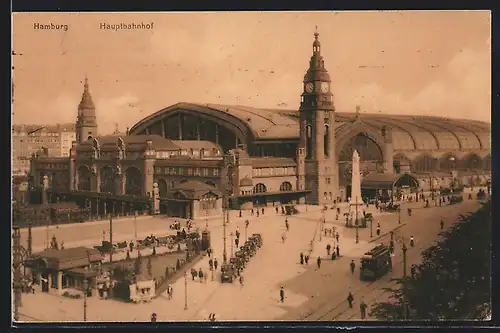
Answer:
[359, 244, 391, 281]
[220, 264, 235, 283]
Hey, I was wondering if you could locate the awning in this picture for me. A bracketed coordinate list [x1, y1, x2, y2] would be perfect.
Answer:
[361, 173, 419, 190]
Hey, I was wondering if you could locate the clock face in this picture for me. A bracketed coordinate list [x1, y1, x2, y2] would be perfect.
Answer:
[305, 82, 314, 93]
[321, 82, 329, 93]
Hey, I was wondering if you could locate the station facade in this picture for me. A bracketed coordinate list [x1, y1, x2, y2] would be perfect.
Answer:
[30, 31, 491, 218]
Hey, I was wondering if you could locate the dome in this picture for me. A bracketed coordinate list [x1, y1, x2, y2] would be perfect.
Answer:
[239, 176, 253, 187]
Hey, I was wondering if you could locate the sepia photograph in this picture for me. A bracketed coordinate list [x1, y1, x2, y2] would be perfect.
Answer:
[12, 11, 491, 323]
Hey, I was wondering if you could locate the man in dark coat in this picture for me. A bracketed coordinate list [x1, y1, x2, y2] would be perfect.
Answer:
[350, 260, 355, 275]
[316, 256, 322, 269]
[280, 287, 285, 302]
[347, 292, 354, 308]
[214, 258, 218, 270]
[360, 300, 368, 319]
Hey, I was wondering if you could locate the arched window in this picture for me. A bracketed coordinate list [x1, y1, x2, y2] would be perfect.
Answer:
[306, 125, 313, 160]
[439, 155, 458, 172]
[253, 183, 267, 194]
[77, 166, 91, 191]
[461, 154, 483, 171]
[100, 166, 116, 194]
[484, 155, 491, 171]
[324, 124, 330, 157]
[125, 167, 143, 196]
[279, 182, 292, 192]
[411, 155, 437, 173]
[157, 179, 168, 198]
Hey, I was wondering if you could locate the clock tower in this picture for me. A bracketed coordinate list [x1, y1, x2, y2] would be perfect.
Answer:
[299, 28, 337, 205]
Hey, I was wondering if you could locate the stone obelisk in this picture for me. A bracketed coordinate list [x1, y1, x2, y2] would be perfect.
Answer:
[350, 150, 365, 208]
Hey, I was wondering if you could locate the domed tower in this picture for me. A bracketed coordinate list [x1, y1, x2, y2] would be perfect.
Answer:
[76, 77, 98, 143]
[299, 28, 336, 205]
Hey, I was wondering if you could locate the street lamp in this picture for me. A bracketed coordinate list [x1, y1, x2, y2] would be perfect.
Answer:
[222, 154, 234, 265]
[83, 277, 88, 321]
[396, 236, 409, 320]
[12, 226, 22, 322]
[244, 219, 249, 242]
[109, 214, 114, 263]
[134, 211, 138, 240]
[230, 232, 234, 257]
[184, 271, 188, 310]
[370, 217, 373, 238]
[205, 197, 209, 229]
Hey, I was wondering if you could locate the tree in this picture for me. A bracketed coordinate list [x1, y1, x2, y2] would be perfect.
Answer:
[371, 201, 491, 320]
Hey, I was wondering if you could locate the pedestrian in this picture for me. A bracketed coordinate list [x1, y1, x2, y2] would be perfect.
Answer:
[280, 287, 285, 302]
[410, 236, 415, 248]
[191, 268, 197, 281]
[207, 247, 212, 258]
[350, 260, 355, 275]
[347, 292, 354, 308]
[235, 238, 239, 248]
[262, 208, 265, 215]
[376, 226, 380, 236]
[335, 232, 340, 243]
[331, 251, 336, 260]
[336, 245, 340, 257]
[204, 272, 208, 283]
[167, 284, 173, 299]
[316, 256, 322, 269]
[198, 268, 204, 283]
[214, 258, 218, 270]
[209, 258, 214, 271]
[282, 233, 286, 243]
[276, 206, 279, 214]
[256, 210, 260, 217]
[151, 312, 157, 323]
[360, 299, 367, 319]
[305, 255, 310, 265]
[440, 219, 444, 230]
[239, 273, 244, 286]
[300, 252, 304, 265]
[251, 209, 254, 216]
[326, 244, 331, 256]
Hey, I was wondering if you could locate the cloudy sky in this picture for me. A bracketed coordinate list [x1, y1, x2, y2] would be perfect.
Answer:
[12, 11, 491, 134]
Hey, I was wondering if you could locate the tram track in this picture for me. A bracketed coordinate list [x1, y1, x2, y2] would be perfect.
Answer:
[294, 203, 479, 321]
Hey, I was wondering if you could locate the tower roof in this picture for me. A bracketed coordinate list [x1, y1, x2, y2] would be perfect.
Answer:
[78, 77, 95, 109]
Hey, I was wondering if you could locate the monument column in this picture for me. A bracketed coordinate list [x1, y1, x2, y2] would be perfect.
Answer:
[349, 150, 365, 207]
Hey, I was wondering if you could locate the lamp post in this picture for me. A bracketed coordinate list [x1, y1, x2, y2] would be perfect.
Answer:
[134, 211, 138, 240]
[109, 214, 113, 263]
[245, 220, 249, 242]
[449, 156, 456, 191]
[398, 204, 401, 224]
[83, 277, 88, 322]
[27, 218, 33, 257]
[370, 217, 373, 238]
[12, 226, 22, 322]
[205, 198, 209, 229]
[222, 154, 234, 265]
[230, 232, 234, 257]
[396, 236, 409, 320]
[184, 271, 188, 310]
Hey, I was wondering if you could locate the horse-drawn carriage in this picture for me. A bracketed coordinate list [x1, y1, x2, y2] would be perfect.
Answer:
[449, 195, 464, 205]
[284, 206, 300, 216]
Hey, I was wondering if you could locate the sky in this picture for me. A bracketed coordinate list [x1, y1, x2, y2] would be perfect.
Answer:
[12, 11, 491, 135]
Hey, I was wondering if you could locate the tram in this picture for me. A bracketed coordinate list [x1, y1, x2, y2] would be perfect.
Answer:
[359, 244, 391, 281]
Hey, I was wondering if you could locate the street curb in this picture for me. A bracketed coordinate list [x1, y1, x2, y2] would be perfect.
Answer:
[369, 223, 406, 243]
